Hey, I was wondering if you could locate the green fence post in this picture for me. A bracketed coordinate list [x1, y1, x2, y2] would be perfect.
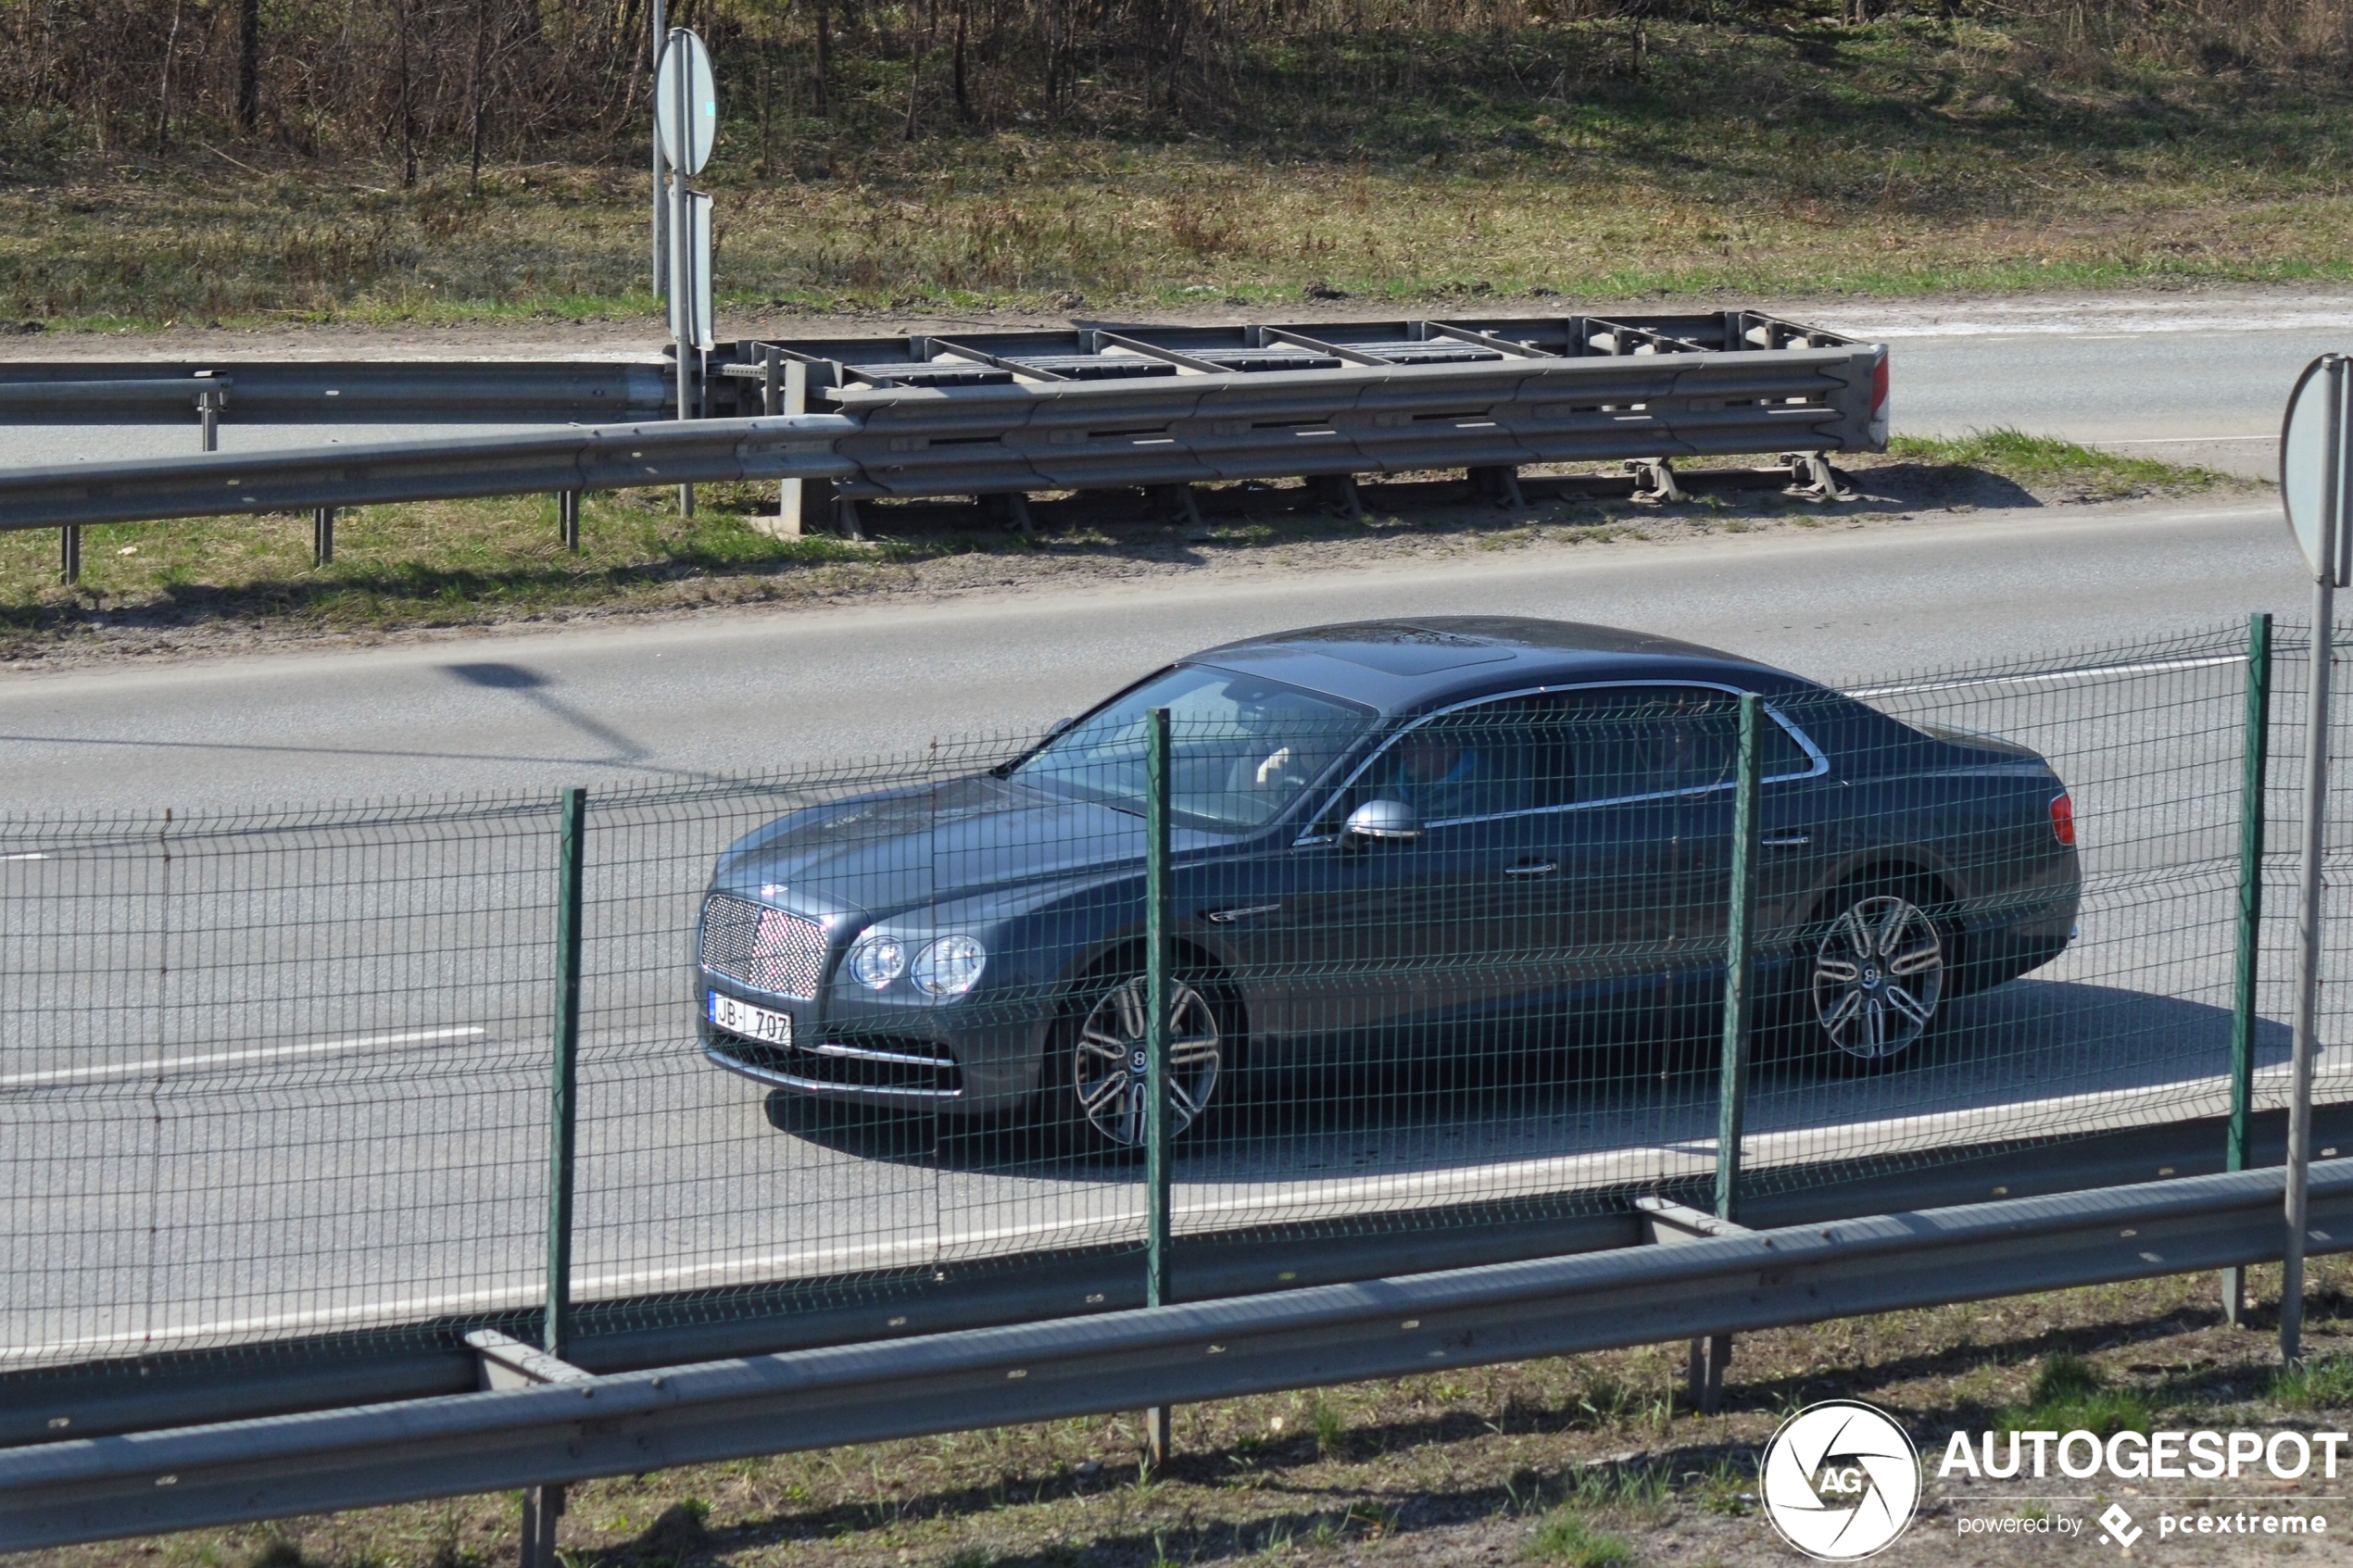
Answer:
[523, 784, 586, 1568]
[1142, 708, 1175, 1469]
[2224, 613, 2274, 1327]
[547, 784, 586, 1358]
[1692, 693, 1763, 1416]
[1717, 693, 1764, 1221]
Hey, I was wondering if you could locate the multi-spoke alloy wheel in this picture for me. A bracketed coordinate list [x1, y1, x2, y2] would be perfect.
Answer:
[1809, 893, 1944, 1063]
[1068, 975, 1223, 1148]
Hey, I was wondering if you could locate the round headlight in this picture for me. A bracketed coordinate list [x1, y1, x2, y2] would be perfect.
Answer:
[911, 935, 987, 997]
[845, 935, 907, 990]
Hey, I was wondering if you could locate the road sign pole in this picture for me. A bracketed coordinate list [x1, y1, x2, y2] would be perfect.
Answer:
[2283, 356, 2344, 1363]
[2224, 611, 2274, 1327]
[649, 0, 667, 301]
[668, 29, 696, 520]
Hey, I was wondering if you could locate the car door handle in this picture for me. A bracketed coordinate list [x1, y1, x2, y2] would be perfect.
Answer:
[1504, 860, 1559, 878]
[1761, 834, 1812, 847]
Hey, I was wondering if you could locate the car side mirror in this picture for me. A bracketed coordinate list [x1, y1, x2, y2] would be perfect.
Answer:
[1344, 798, 1422, 845]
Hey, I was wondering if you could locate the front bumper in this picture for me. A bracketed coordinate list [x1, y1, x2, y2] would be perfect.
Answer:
[698, 979, 1045, 1115]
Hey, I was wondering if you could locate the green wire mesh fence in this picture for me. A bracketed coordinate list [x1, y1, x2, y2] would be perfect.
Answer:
[0, 618, 2342, 1411]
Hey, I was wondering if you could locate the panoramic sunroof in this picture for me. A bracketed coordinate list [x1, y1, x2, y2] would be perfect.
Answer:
[1256, 624, 1517, 676]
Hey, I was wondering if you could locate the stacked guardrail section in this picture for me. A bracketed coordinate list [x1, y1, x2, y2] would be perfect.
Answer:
[0, 314, 1885, 566]
[2, 616, 2343, 1460]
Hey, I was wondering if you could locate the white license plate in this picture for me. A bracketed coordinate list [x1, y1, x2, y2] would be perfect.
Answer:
[709, 992, 793, 1047]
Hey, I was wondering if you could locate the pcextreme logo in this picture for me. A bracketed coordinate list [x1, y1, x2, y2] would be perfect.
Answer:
[1761, 1400, 1922, 1561]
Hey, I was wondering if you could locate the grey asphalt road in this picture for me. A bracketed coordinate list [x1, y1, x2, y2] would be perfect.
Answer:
[4, 485, 2344, 1366]
[1821, 292, 2351, 478]
[3, 289, 2346, 1369]
[0, 493, 2301, 814]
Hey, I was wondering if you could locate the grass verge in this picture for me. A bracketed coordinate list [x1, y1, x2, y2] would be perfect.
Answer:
[7, 13, 2353, 326]
[0, 438, 2241, 668]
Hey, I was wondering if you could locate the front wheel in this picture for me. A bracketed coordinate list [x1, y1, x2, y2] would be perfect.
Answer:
[1057, 973, 1226, 1150]
[1797, 885, 1947, 1070]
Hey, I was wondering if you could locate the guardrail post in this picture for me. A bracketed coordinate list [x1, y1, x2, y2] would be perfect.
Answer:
[558, 490, 582, 554]
[526, 784, 587, 1566]
[1691, 691, 1763, 1415]
[58, 525, 80, 584]
[195, 380, 222, 452]
[763, 349, 810, 540]
[311, 507, 334, 567]
[1143, 705, 1175, 1470]
[2225, 612, 2275, 1326]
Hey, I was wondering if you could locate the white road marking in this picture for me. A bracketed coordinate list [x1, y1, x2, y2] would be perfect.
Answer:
[2100, 435, 2273, 445]
[1849, 653, 2244, 699]
[0, 1025, 486, 1090]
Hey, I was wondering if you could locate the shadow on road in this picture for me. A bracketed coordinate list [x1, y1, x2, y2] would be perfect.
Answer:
[761, 977, 2280, 1184]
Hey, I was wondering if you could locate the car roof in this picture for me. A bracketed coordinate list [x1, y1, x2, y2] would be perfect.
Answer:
[1185, 617, 1805, 714]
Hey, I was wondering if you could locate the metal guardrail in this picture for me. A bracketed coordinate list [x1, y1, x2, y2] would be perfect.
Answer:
[5, 1159, 2344, 1551]
[0, 414, 857, 531]
[824, 347, 1883, 501]
[0, 347, 1881, 535]
[0, 360, 674, 429]
[7, 1099, 2340, 1453]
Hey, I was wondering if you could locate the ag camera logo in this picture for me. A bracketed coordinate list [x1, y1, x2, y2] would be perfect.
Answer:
[1761, 1399, 1921, 1561]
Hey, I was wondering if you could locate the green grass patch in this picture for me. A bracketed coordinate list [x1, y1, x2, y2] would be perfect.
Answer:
[1525, 1507, 1637, 1568]
[2272, 1354, 2353, 1410]
[1883, 429, 2237, 498]
[1999, 1354, 2153, 1437]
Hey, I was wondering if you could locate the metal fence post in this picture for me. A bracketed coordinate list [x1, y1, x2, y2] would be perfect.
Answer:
[525, 784, 586, 1567]
[558, 490, 582, 554]
[1692, 692, 1763, 1415]
[1142, 706, 1175, 1469]
[311, 507, 334, 567]
[2224, 612, 2274, 1326]
[58, 525, 79, 584]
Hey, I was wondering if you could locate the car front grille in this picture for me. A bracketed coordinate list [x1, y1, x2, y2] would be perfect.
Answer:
[699, 893, 829, 999]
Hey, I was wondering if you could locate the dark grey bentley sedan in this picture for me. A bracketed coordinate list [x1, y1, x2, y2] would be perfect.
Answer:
[697, 619, 2081, 1148]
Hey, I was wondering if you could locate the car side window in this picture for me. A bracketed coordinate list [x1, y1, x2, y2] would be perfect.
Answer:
[1561, 687, 1810, 800]
[1317, 686, 1816, 834]
[1328, 696, 1555, 827]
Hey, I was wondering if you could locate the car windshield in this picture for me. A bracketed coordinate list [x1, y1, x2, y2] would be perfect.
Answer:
[1012, 664, 1374, 830]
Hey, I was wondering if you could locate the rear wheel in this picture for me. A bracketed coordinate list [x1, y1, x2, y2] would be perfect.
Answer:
[1795, 883, 1947, 1071]
[1052, 972, 1227, 1151]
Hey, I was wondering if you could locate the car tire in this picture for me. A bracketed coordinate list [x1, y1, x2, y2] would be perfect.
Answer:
[1045, 969, 1230, 1154]
[1785, 878, 1951, 1073]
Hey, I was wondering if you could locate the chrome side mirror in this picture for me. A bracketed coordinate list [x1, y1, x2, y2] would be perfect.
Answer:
[1344, 798, 1422, 844]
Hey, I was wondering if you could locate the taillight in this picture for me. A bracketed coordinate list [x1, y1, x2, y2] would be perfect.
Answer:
[2050, 792, 2076, 847]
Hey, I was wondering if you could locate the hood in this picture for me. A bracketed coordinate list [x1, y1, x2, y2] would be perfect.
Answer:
[712, 773, 1176, 924]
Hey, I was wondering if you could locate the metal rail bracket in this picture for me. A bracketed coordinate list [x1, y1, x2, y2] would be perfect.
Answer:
[1635, 1198, 1753, 1415]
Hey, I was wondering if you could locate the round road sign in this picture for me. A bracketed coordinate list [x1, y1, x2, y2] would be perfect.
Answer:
[2282, 353, 2351, 586]
[655, 30, 717, 177]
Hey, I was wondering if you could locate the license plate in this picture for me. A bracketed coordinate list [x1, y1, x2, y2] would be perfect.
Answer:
[709, 992, 793, 1047]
